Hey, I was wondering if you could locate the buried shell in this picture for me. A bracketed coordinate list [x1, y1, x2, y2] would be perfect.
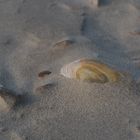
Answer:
[60, 59, 121, 83]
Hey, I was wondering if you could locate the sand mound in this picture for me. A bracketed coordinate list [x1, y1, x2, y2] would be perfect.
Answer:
[0, 0, 140, 140]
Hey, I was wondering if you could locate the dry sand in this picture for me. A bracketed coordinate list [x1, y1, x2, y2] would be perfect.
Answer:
[0, 0, 140, 140]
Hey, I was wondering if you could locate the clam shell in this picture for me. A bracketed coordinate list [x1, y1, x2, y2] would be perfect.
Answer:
[60, 59, 121, 83]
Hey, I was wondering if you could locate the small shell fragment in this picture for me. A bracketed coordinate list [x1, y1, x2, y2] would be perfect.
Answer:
[60, 59, 121, 83]
[0, 87, 20, 112]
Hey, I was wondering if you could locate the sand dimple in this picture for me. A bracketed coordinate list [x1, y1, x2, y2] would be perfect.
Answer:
[53, 38, 75, 50]
[129, 31, 140, 36]
[35, 83, 55, 94]
[38, 70, 52, 78]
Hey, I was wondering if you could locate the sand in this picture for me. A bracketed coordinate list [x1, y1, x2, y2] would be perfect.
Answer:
[0, 0, 140, 140]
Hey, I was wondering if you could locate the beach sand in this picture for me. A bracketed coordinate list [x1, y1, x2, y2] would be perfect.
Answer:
[0, 0, 140, 139]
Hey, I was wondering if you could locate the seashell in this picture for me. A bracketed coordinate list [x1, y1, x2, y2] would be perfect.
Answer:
[60, 59, 121, 83]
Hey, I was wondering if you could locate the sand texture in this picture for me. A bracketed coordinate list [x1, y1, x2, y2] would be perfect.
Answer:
[0, 0, 140, 140]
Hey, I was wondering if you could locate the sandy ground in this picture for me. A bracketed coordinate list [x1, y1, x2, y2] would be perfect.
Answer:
[0, 0, 140, 140]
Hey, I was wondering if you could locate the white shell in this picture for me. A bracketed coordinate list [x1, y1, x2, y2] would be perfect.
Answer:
[60, 59, 82, 79]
